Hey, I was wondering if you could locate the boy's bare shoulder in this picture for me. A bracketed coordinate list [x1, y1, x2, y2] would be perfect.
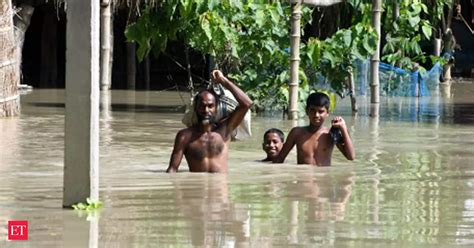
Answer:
[320, 126, 331, 133]
[288, 126, 311, 138]
[291, 126, 331, 136]
[289, 126, 306, 134]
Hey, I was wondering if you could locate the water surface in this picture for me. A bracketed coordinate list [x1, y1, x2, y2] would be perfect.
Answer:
[1, 81, 474, 247]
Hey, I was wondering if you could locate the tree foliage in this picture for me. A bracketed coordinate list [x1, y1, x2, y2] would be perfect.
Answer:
[348, 0, 453, 71]
[126, 0, 315, 111]
[305, 23, 377, 94]
[381, 0, 432, 70]
[125, 0, 450, 112]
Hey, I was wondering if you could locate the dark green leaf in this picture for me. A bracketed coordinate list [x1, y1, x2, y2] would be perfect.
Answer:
[421, 24, 432, 40]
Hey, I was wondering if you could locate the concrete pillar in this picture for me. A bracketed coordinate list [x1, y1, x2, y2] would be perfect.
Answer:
[62, 212, 99, 247]
[63, 0, 100, 207]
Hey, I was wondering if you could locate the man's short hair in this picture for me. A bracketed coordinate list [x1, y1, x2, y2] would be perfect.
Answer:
[306, 92, 330, 111]
[193, 89, 217, 110]
[263, 128, 285, 143]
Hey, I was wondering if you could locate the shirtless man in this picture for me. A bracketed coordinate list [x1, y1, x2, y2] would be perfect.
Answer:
[273, 92, 355, 166]
[166, 70, 253, 173]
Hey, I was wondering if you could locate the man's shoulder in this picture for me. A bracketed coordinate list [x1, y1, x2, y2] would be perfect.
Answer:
[177, 127, 195, 137]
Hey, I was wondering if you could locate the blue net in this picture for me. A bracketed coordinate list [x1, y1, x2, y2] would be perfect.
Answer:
[355, 60, 442, 97]
[307, 59, 442, 98]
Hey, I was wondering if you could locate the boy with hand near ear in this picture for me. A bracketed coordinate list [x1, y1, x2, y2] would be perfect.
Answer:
[273, 92, 355, 166]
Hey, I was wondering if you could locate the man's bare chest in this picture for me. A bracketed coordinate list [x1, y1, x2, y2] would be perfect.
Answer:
[186, 133, 226, 159]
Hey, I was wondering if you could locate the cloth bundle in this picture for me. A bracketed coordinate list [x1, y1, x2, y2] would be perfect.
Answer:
[181, 84, 252, 140]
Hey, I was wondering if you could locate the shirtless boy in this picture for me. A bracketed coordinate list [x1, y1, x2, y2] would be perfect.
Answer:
[273, 92, 355, 166]
[166, 70, 253, 173]
[261, 128, 284, 162]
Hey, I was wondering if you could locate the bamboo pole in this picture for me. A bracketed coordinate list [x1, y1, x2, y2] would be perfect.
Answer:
[370, 0, 381, 116]
[100, 0, 112, 90]
[0, 0, 20, 117]
[289, 1, 302, 120]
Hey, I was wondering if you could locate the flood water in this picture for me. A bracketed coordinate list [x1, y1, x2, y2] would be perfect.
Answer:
[1, 81, 474, 247]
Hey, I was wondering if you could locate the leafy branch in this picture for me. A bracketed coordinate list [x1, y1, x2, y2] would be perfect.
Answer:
[72, 198, 103, 211]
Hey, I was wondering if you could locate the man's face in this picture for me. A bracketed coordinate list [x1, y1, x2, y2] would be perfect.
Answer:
[196, 92, 217, 125]
[262, 132, 283, 159]
[306, 105, 329, 127]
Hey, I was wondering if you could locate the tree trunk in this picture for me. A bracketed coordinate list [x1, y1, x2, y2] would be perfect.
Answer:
[143, 55, 150, 90]
[392, 1, 399, 21]
[108, 9, 114, 89]
[392, 0, 400, 67]
[184, 46, 194, 96]
[441, 0, 456, 82]
[100, 0, 112, 90]
[13, 3, 34, 87]
[442, 64, 452, 82]
[440, 80, 452, 98]
[433, 38, 442, 56]
[348, 69, 358, 113]
[370, 0, 382, 117]
[40, 10, 58, 88]
[126, 42, 136, 90]
[0, 0, 20, 117]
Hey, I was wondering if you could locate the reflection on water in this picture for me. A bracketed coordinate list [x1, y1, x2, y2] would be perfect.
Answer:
[1, 82, 474, 247]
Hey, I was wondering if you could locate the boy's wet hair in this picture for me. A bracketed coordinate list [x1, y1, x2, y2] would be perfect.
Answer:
[263, 128, 285, 143]
[306, 92, 330, 111]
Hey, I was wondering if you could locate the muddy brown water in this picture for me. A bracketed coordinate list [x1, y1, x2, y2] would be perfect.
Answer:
[1, 81, 474, 247]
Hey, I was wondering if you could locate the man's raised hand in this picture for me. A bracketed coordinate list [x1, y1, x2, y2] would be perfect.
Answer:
[211, 70, 226, 85]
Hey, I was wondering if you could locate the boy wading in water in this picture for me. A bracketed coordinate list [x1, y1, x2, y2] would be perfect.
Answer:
[261, 128, 284, 162]
[273, 92, 355, 166]
[166, 70, 253, 173]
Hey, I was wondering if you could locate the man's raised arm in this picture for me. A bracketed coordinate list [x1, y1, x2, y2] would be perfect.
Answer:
[211, 70, 253, 132]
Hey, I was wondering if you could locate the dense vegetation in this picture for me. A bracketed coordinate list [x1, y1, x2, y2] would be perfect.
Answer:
[126, 0, 454, 113]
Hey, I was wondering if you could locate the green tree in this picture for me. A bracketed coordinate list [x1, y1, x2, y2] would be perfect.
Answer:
[349, 0, 453, 71]
[126, 1, 314, 112]
[303, 23, 377, 113]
